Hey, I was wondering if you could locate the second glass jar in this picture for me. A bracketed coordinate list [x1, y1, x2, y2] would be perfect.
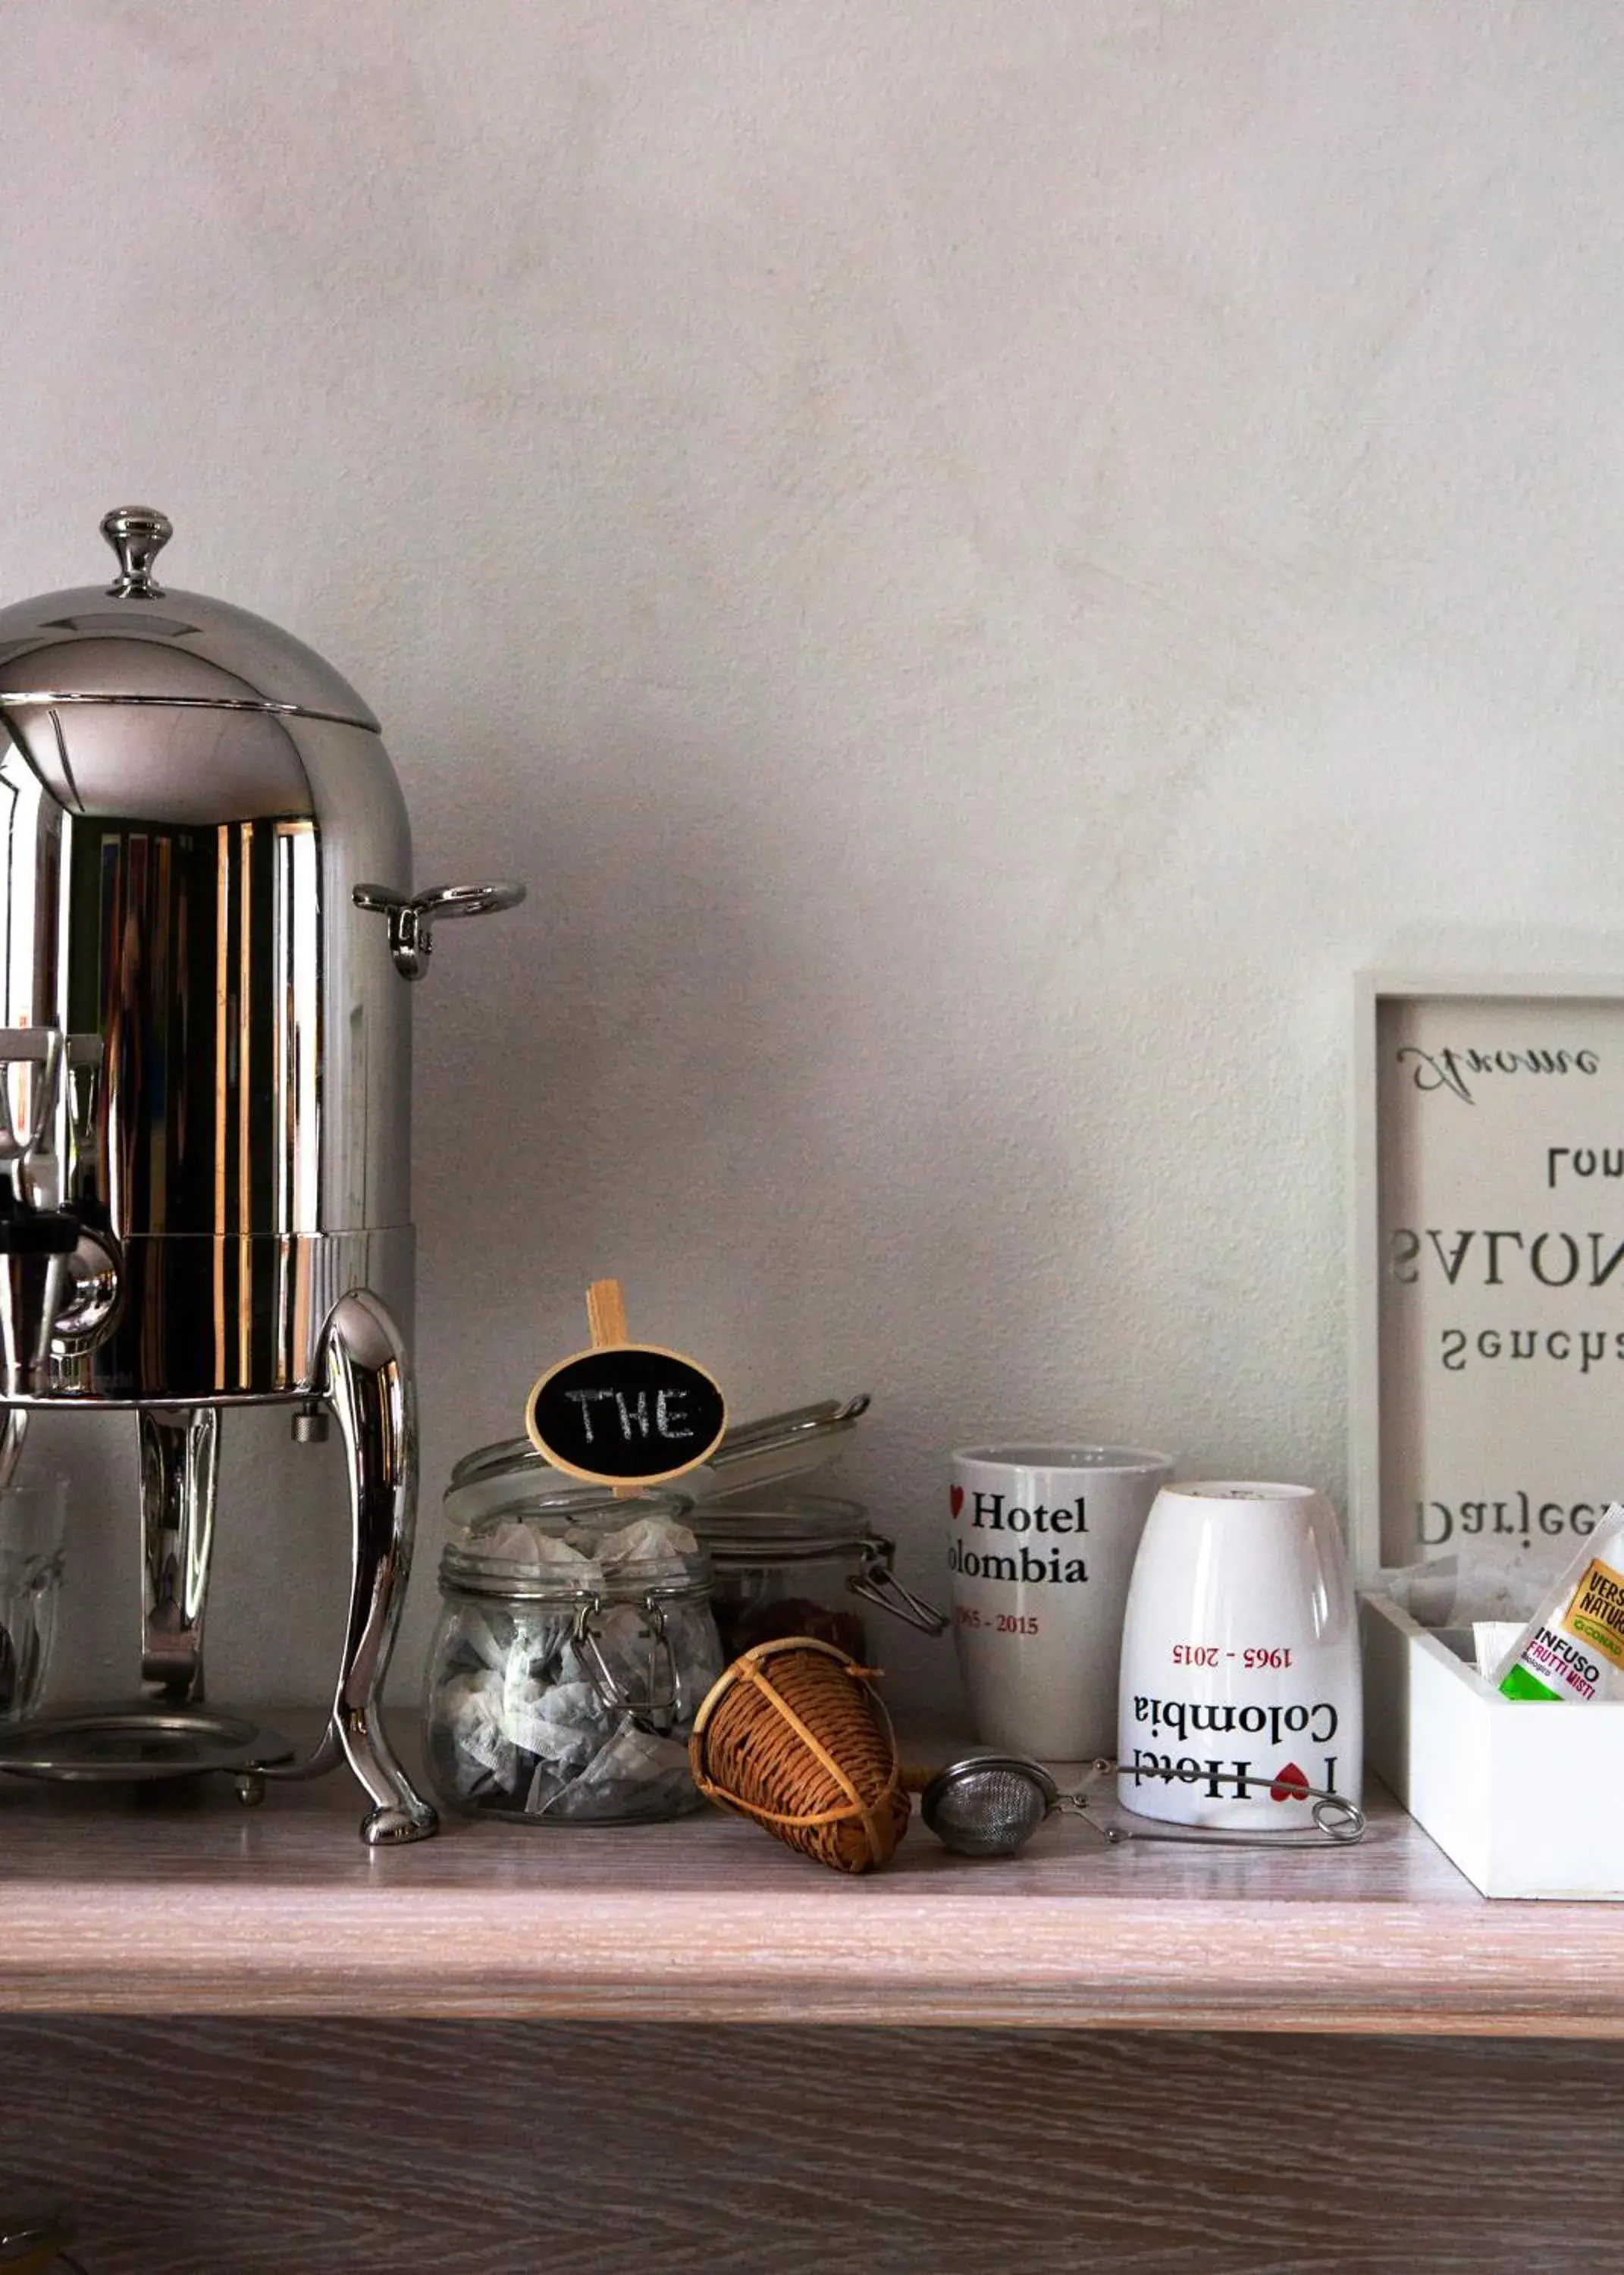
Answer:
[690, 1494, 948, 1662]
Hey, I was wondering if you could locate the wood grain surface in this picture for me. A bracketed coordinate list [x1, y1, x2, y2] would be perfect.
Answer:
[1, 1731, 1622, 2032]
[0, 2017, 1614, 2273]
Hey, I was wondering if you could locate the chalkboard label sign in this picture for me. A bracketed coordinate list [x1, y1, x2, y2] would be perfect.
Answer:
[525, 1344, 728, 1486]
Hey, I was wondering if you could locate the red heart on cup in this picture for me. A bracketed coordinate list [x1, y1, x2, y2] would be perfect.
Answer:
[950, 1485, 964, 1518]
[1270, 1762, 1309, 1802]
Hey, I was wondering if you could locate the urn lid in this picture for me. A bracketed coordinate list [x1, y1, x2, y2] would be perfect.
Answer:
[0, 507, 379, 728]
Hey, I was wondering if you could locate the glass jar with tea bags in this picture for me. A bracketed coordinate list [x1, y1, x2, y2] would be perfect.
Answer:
[426, 1489, 722, 1826]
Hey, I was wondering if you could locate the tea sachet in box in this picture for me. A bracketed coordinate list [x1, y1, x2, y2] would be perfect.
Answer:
[1497, 1502, 1624, 1702]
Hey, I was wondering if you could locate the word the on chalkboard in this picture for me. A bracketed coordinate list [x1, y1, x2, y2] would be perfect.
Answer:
[526, 1344, 727, 1486]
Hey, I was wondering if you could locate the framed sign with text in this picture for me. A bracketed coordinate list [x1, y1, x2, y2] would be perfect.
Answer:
[1351, 972, 1624, 1586]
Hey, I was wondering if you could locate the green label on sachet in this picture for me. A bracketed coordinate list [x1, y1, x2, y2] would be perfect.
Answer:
[1499, 1662, 1562, 1702]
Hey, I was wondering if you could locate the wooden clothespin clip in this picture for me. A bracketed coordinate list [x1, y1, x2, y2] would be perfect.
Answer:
[525, 1278, 726, 1498]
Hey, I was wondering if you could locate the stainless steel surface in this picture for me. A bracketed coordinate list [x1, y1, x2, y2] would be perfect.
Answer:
[0, 506, 518, 1399]
[0, 1021, 119, 1395]
[0, 1253, 68, 1400]
[0, 507, 523, 1844]
[920, 1755, 1057, 1858]
[139, 1404, 218, 1699]
[0, 1026, 62, 1172]
[354, 879, 525, 979]
[0, 528, 378, 723]
[0, 1703, 291, 1781]
[100, 504, 172, 598]
[0, 1228, 414, 1408]
[259, 1289, 437, 1847]
[0, 635, 414, 1399]
[291, 1401, 331, 1443]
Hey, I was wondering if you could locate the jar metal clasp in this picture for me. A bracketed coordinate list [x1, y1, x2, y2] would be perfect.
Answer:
[850, 1537, 949, 1636]
[569, 1589, 682, 1736]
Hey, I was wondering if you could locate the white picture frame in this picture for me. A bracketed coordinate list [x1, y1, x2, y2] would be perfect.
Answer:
[1350, 969, 1624, 1583]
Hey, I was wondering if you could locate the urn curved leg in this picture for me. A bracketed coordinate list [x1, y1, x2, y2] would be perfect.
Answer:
[259, 1288, 437, 1846]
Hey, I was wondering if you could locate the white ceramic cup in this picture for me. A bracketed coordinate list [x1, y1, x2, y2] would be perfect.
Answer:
[948, 1444, 1172, 1759]
[1116, 1481, 1362, 1829]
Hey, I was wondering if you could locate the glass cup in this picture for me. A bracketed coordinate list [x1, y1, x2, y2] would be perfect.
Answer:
[0, 1476, 67, 1722]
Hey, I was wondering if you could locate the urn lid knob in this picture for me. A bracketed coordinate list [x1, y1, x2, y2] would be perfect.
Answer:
[99, 505, 173, 598]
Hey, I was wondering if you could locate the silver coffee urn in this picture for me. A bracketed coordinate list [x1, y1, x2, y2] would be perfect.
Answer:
[0, 507, 522, 1843]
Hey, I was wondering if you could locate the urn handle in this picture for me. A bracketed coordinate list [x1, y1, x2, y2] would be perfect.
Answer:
[353, 880, 525, 981]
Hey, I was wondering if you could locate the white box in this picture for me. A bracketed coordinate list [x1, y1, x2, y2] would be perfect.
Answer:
[1353, 973, 1624, 1897]
[1362, 1591, 1624, 1897]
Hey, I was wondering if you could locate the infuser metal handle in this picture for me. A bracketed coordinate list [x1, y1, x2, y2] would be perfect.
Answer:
[353, 880, 525, 980]
[1076, 1759, 1366, 1847]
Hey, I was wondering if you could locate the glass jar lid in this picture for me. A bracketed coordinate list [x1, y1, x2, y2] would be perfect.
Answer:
[440, 1487, 708, 1605]
[444, 1396, 870, 1530]
[688, 1492, 876, 1564]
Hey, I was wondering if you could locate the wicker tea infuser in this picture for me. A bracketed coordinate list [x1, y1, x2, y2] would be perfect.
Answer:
[689, 1636, 910, 1873]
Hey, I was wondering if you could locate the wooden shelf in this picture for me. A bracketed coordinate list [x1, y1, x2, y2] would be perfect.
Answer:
[1, 1727, 1619, 2035]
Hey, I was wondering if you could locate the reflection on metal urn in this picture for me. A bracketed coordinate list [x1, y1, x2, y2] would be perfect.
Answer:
[0, 508, 523, 1841]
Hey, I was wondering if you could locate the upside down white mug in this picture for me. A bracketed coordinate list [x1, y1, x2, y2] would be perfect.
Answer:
[949, 1445, 1172, 1759]
[1116, 1481, 1362, 1829]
